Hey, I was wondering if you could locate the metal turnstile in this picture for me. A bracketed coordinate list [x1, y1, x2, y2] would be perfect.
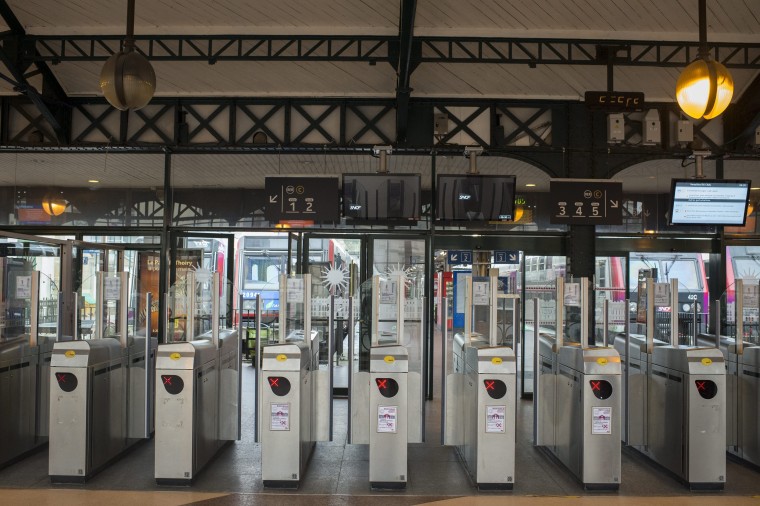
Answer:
[49, 338, 122, 481]
[154, 329, 238, 484]
[369, 344, 408, 488]
[647, 346, 726, 488]
[556, 346, 621, 487]
[533, 277, 622, 489]
[351, 274, 424, 490]
[260, 340, 314, 487]
[696, 279, 760, 468]
[618, 278, 726, 489]
[259, 274, 330, 488]
[49, 271, 156, 483]
[0, 267, 61, 469]
[443, 272, 518, 490]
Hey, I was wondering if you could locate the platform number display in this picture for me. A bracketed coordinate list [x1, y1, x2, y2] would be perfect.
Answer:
[265, 177, 340, 223]
[550, 179, 622, 225]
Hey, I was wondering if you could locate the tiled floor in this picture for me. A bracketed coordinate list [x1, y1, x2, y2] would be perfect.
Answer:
[2, 356, 760, 505]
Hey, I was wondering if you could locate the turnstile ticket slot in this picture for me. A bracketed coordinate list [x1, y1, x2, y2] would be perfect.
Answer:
[267, 376, 291, 396]
[483, 379, 507, 399]
[375, 377, 399, 398]
[695, 380, 718, 400]
[55, 372, 78, 393]
[161, 374, 184, 395]
[589, 380, 613, 400]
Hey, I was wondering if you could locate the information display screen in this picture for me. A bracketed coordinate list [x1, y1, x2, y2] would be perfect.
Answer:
[669, 179, 751, 226]
[436, 175, 516, 221]
[342, 173, 420, 220]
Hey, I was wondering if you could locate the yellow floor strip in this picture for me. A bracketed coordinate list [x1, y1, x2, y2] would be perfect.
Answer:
[421, 496, 760, 506]
[0, 489, 228, 506]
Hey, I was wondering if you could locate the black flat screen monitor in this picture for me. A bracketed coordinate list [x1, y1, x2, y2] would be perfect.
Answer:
[436, 174, 516, 221]
[669, 179, 751, 226]
[342, 173, 420, 221]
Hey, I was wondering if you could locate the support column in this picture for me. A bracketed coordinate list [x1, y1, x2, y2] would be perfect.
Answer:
[158, 148, 172, 343]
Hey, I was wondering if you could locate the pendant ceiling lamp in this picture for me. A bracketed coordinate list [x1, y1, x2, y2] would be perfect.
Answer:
[675, 0, 733, 120]
[99, 0, 156, 111]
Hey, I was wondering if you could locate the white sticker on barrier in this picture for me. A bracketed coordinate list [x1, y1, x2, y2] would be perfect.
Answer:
[286, 278, 304, 303]
[654, 283, 670, 307]
[16, 275, 31, 299]
[377, 405, 397, 433]
[486, 405, 506, 433]
[592, 406, 612, 435]
[270, 403, 290, 431]
[104, 277, 121, 301]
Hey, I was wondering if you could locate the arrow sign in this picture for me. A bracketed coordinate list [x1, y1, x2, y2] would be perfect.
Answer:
[550, 179, 623, 225]
[447, 250, 472, 265]
[264, 176, 339, 223]
[494, 250, 520, 264]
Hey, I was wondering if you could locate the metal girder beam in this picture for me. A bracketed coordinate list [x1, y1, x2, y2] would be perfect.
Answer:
[28, 35, 394, 64]
[18, 34, 760, 68]
[0, 0, 68, 142]
[394, 0, 418, 145]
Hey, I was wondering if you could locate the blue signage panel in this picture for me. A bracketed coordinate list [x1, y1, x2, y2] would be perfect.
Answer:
[494, 250, 520, 264]
[447, 250, 473, 265]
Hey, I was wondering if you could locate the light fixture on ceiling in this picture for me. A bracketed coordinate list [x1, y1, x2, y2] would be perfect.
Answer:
[675, 0, 733, 120]
[41, 193, 67, 216]
[525, 183, 536, 187]
[88, 179, 100, 184]
[99, 0, 156, 111]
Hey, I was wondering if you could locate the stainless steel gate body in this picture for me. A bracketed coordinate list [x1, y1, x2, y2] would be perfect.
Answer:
[154, 330, 238, 485]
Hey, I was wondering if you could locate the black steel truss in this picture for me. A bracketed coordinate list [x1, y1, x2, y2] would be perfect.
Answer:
[19, 35, 760, 68]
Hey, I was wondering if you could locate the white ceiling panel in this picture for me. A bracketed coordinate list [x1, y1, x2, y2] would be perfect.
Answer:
[10, 0, 400, 35]
[0, 152, 165, 187]
[415, 0, 760, 41]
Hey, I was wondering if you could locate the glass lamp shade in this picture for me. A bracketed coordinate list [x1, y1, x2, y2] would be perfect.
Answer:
[99, 51, 156, 111]
[512, 205, 524, 222]
[41, 195, 67, 216]
[676, 58, 734, 120]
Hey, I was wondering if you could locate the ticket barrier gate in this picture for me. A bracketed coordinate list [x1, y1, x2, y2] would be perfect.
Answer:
[537, 336, 622, 488]
[49, 272, 156, 483]
[259, 274, 330, 488]
[697, 333, 760, 467]
[0, 333, 57, 468]
[369, 344, 408, 488]
[443, 272, 518, 490]
[49, 332, 157, 482]
[260, 339, 316, 487]
[615, 278, 726, 489]
[533, 278, 622, 489]
[154, 329, 238, 484]
[351, 274, 424, 490]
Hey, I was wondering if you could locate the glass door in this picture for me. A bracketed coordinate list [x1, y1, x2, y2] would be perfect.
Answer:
[303, 234, 363, 396]
[171, 232, 235, 333]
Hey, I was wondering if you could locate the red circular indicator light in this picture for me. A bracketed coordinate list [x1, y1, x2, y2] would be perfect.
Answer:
[589, 380, 613, 400]
[55, 372, 78, 392]
[483, 379, 507, 399]
[268, 376, 291, 396]
[695, 380, 718, 399]
[375, 377, 399, 398]
[161, 374, 184, 395]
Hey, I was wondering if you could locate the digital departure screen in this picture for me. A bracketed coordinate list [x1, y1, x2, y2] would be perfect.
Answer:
[669, 179, 751, 226]
[342, 173, 420, 221]
[436, 174, 516, 222]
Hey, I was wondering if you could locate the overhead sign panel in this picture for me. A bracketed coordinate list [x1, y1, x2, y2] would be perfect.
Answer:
[447, 250, 473, 265]
[265, 177, 340, 223]
[584, 91, 645, 112]
[549, 179, 623, 225]
[494, 250, 519, 264]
